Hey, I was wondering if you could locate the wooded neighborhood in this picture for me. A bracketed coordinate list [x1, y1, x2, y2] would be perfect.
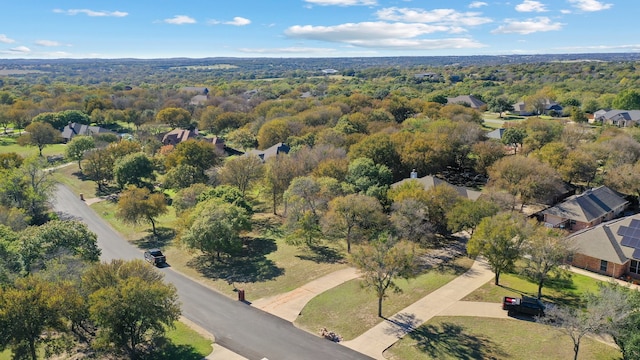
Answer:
[1, 54, 640, 359]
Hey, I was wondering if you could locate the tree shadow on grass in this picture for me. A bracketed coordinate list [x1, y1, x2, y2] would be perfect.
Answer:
[407, 322, 507, 360]
[295, 244, 345, 264]
[143, 343, 206, 360]
[251, 215, 284, 239]
[187, 237, 284, 284]
[132, 227, 176, 250]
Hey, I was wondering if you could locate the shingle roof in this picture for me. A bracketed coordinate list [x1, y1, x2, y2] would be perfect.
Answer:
[391, 175, 482, 201]
[248, 142, 290, 161]
[568, 213, 640, 264]
[542, 186, 628, 223]
[60, 122, 114, 140]
[446, 95, 486, 109]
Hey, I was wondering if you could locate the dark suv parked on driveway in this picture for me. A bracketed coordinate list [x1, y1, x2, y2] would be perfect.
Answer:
[144, 248, 166, 267]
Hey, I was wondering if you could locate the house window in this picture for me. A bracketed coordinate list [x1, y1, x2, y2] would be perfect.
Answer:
[630, 260, 640, 275]
[600, 260, 608, 272]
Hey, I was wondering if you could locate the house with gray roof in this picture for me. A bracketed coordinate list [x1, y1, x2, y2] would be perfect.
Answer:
[541, 185, 629, 231]
[446, 95, 486, 110]
[594, 109, 640, 127]
[248, 142, 290, 162]
[567, 213, 640, 279]
[60, 122, 115, 142]
[391, 174, 482, 201]
[511, 99, 563, 116]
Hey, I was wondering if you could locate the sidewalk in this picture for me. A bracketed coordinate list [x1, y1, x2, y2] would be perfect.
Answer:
[251, 267, 360, 322]
[342, 258, 494, 360]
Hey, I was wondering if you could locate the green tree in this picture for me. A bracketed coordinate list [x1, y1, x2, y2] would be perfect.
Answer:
[113, 152, 155, 189]
[522, 225, 571, 299]
[86, 260, 180, 358]
[389, 198, 434, 246]
[540, 285, 632, 360]
[181, 199, 251, 260]
[471, 140, 505, 176]
[348, 133, 402, 177]
[164, 139, 219, 179]
[352, 234, 416, 317]
[345, 157, 393, 201]
[172, 183, 211, 214]
[423, 184, 463, 235]
[18, 220, 100, 273]
[163, 164, 204, 190]
[83, 148, 114, 192]
[322, 194, 386, 253]
[0, 157, 56, 224]
[227, 128, 257, 152]
[65, 135, 95, 170]
[612, 89, 640, 110]
[0, 276, 70, 360]
[488, 97, 514, 118]
[156, 107, 192, 129]
[17, 122, 60, 156]
[218, 155, 264, 197]
[116, 187, 167, 236]
[501, 127, 526, 155]
[446, 198, 500, 235]
[467, 212, 528, 285]
[263, 154, 298, 215]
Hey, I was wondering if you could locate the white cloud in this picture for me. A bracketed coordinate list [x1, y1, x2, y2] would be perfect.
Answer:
[238, 47, 338, 54]
[492, 17, 563, 34]
[568, 0, 612, 12]
[556, 44, 640, 52]
[225, 17, 251, 26]
[35, 40, 61, 47]
[53, 9, 128, 17]
[304, 0, 377, 5]
[0, 34, 15, 44]
[164, 15, 197, 25]
[515, 1, 548, 12]
[376, 8, 492, 27]
[560, 9, 572, 14]
[285, 22, 485, 50]
[469, 1, 488, 8]
[9, 46, 31, 53]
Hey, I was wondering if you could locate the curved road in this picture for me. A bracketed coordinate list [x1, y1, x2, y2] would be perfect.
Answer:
[54, 185, 372, 360]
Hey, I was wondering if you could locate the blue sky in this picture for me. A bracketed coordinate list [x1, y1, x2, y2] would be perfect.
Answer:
[0, 0, 635, 59]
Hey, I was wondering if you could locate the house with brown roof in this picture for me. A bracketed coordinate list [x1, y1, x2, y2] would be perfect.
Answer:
[391, 174, 482, 201]
[541, 186, 629, 231]
[161, 128, 199, 145]
[568, 213, 640, 279]
[446, 95, 486, 110]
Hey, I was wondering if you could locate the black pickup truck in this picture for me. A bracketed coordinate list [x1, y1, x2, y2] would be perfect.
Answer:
[144, 248, 166, 267]
[503, 296, 545, 317]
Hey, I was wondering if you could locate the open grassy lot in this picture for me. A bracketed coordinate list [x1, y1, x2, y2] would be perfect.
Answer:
[0, 135, 66, 158]
[294, 256, 474, 340]
[51, 163, 99, 198]
[462, 270, 604, 307]
[90, 200, 351, 300]
[384, 316, 620, 360]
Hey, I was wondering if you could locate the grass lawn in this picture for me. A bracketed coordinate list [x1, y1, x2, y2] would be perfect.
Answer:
[384, 316, 620, 360]
[462, 270, 604, 307]
[51, 163, 99, 198]
[0, 135, 66, 158]
[294, 256, 474, 340]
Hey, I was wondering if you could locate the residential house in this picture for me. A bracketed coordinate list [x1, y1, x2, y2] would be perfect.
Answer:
[391, 174, 482, 201]
[446, 95, 486, 110]
[181, 86, 209, 106]
[567, 213, 640, 279]
[414, 72, 442, 82]
[161, 128, 199, 145]
[248, 142, 290, 161]
[60, 122, 115, 142]
[541, 186, 629, 231]
[593, 109, 640, 127]
[512, 100, 563, 116]
[209, 136, 244, 156]
[486, 128, 505, 140]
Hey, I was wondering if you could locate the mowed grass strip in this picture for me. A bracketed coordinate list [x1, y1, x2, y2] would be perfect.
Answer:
[0, 135, 66, 158]
[384, 316, 620, 360]
[51, 163, 98, 198]
[295, 256, 474, 340]
[462, 269, 604, 307]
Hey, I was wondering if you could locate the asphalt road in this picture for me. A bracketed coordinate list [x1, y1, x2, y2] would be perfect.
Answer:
[53, 185, 373, 360]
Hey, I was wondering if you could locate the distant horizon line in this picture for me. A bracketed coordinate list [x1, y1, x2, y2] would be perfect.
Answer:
[2, 51, 640, 62]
